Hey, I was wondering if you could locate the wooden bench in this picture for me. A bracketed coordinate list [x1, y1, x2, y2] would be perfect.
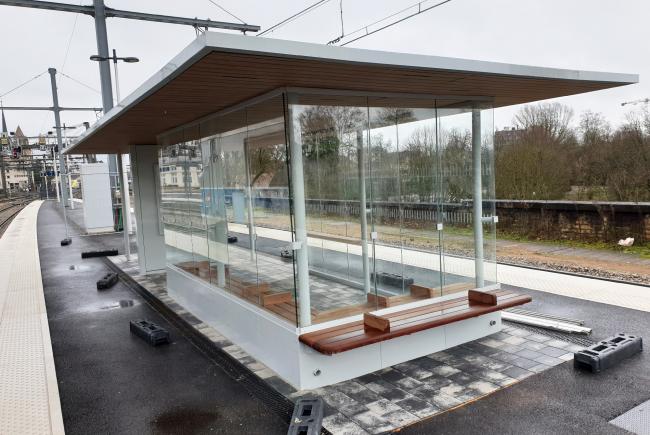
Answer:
[299, 289, 531, 355]
[367, 282, 474, 308]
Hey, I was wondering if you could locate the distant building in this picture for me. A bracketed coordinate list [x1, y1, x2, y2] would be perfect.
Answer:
[1, 110, 34, 191]
[495, 127, 523, 146]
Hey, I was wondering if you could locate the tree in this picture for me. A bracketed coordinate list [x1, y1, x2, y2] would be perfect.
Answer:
[496, 103, 577, 199]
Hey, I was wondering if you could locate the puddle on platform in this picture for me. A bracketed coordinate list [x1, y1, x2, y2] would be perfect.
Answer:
[67, 264, 91, 272]
[100, 299, 136, 310]
[150, 408, 221, 434]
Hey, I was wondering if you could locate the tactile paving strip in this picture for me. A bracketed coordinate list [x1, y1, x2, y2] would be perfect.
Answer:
[610, 399, 650, 435]
[0, 201, 65, 435]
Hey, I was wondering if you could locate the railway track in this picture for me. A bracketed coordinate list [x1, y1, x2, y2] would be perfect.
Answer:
[0, 195, 38, 237]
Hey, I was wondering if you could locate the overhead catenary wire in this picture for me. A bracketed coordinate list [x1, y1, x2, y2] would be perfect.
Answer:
[0, 71, 48, 99]
[258, 0, 333, 36]
[60, 2, 82, 73]
[326, 0, 346, 45]
[58, 72, 101, 95]
[335, 0, 455, 46]
[205, 0, 247, 24]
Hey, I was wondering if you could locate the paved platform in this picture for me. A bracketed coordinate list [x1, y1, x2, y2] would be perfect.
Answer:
[109, 253, 584, 434]
[38, 201, 287, 434]
[0, 201, 65, 435]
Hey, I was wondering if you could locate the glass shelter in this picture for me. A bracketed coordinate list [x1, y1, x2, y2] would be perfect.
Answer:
[158, 89, 497, 329]
[64, 31, 635, 390]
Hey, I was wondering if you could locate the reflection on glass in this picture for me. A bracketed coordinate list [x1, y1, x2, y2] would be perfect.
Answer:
[158, 90, 496, 328]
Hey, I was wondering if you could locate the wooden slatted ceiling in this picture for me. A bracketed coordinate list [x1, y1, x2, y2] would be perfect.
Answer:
[72, 50, 629, 154]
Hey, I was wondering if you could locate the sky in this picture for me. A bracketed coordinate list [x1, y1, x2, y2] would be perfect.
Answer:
[0, 0, 648, 139]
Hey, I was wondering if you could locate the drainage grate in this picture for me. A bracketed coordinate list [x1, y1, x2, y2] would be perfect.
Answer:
[610, 399, 650, 435]
[503, 320, 595, 347]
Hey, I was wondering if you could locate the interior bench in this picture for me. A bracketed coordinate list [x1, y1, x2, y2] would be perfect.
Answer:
[299, 289, 531, 355]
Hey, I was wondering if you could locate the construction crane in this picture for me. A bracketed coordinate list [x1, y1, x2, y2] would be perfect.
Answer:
[621, 98, 650, 107]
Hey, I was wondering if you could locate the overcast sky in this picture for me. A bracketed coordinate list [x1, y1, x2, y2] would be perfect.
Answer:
[0, 0, 647, 138]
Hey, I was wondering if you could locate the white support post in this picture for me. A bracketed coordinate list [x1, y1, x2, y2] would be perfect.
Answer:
[209, 138, 228, 288]
[356, 130, 371, 294]
[66, 155, 74, 209]
[472, 106, 485, 288]
[53, 151, 60, 202]
[288, 100, 311, 327]
[130, 145, 166, 273]
[117, 153, 131, 260]
[243, 141, 256, 261]
[122, 155, 132, 235]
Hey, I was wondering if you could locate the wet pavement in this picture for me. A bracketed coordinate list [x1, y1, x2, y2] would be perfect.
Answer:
[403, 286, 650, 435]
[38, 201, 287, 435]
[39, 199, 650, 434]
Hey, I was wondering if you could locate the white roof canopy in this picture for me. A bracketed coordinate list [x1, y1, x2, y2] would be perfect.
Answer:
[66, 32, 637, 154]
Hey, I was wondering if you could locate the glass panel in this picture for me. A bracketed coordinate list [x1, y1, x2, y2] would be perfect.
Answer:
[367, 101, 443, 304]
[480, 107, 498, 285]
[219, 109, 264, 306]
[436, 101, 495, 293]
[368, 105, 406, 301]
[396, 106, 442, 298]
[437, 104, 476, 294]
[185, 134, 210, 281]
[158, 91, 494, 330]
[289, 94, 376, 325]
[159, 138, 195, 273]
[200, 129, 230, 289]
[245, 95, 298, 324]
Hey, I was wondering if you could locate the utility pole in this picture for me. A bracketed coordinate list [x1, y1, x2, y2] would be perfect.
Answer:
[2, 0, 260, 254]
[48, 68, 69, 207]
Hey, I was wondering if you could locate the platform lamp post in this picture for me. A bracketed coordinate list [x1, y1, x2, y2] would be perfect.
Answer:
[90, 50, 138, 260]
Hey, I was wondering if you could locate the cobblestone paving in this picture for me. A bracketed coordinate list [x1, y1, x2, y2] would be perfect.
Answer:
[109, 255, 583, 435]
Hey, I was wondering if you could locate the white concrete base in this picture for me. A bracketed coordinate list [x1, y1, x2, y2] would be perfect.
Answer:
[167, 266, 502, 390]
[85, 226, 114, 234]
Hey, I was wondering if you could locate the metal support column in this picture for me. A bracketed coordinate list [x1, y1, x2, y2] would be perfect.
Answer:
[117, 153, 131, 259]
[288, 101, 311, 327]
[121, 155, 132, 234]
[66, 155, 74, 209]
[243, 142, 256, 261]
[356, 130, 371, 294]
[472, 106, 484, 288]
[48, 68, 69, 207]
[93, 0, 113, 113]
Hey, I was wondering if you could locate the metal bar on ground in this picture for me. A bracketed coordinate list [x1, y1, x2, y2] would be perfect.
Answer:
[502, 311, 592, 335]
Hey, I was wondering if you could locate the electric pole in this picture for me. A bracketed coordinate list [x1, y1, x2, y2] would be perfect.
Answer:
[1, 0, 260, 254]
[48, 68, 69, 207]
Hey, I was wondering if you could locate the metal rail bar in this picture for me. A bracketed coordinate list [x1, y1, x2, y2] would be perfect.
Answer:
[0, 0, 260, 32]
[1, 106, 102, 111]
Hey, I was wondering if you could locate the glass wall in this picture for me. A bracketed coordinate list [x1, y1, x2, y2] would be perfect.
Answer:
[159, 94, 298, 325]
[159, 89, 496, 329]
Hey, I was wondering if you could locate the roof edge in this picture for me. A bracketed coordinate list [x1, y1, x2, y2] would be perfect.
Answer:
[66, 32, 638, 155]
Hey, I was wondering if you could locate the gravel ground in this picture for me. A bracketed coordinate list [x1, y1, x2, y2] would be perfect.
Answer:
[496, 254, 650, 285]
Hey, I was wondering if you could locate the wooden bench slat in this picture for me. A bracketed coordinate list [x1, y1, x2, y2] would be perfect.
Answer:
[299, 291, 531, 355]
[313, 296, 531, 354]
[380, 289, 513, 321]
[313, 293, 527, 348]
[305, 291, 512, 344]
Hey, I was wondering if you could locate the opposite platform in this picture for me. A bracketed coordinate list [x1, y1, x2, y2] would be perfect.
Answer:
[0, 201, 65, 435]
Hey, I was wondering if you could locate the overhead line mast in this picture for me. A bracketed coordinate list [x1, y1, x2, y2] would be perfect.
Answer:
[0, 0, 260, 256]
